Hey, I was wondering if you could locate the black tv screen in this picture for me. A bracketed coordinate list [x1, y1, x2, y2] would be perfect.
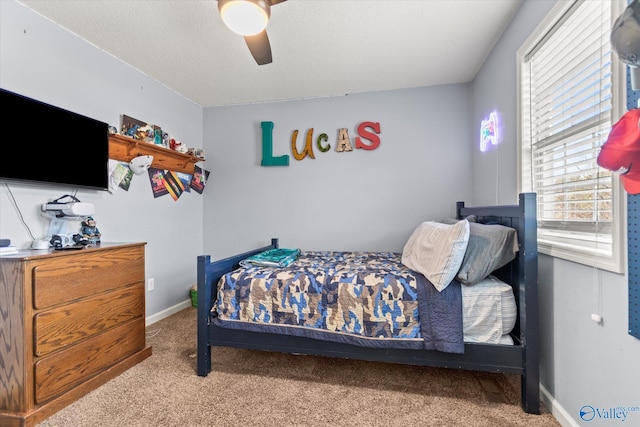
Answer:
[0, 88, 109, 191]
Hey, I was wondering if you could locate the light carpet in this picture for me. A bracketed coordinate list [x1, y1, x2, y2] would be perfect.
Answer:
[38, 307, 559, 427]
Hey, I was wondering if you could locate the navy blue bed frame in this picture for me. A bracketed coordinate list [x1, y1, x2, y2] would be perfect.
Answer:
[197, 193, 539, 414]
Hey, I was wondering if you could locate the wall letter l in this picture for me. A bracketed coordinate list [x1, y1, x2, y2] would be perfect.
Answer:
[261, 121, 290, 167]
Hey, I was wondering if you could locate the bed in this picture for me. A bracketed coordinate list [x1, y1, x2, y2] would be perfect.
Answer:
[197, 193, 539, 414]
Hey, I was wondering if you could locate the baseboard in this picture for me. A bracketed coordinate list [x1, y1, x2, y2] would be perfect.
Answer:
[145, 299, 192, 326]
[540, 383, 579, 427]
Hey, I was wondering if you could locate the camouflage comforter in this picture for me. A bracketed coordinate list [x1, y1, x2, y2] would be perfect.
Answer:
[212, 251, 464, 353]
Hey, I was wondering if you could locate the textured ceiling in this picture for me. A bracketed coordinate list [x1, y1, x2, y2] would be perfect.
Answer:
[17, 0, 523, 107]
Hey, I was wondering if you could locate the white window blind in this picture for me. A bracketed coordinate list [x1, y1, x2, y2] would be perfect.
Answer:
[519, 0, 625, 273]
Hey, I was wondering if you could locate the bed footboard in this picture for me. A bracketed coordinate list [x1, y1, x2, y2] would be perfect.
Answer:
[196, 238, 279, 376]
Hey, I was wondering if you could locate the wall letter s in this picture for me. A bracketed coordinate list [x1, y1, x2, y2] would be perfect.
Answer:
[355, 121, 381, 151]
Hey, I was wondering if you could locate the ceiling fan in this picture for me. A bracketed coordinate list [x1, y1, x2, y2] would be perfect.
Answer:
[217, 0, 288, 65]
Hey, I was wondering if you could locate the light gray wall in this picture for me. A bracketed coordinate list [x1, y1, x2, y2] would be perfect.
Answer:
[472, 1, 640, 425]
[6, 1, 638, 424]
[0, 1, 205, 319]
[202, 85, 472, 258]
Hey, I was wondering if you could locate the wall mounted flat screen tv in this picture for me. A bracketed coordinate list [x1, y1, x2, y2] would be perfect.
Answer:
[0, 88, 109, 191]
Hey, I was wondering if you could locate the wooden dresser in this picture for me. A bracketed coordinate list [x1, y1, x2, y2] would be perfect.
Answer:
[0, 242, 152, 426]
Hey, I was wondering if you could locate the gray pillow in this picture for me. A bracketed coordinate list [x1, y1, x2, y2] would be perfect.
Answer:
[456, 222, 519, 286]
[440, 215, 476, 224]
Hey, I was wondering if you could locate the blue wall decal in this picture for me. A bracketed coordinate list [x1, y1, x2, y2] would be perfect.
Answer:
[626, 74, 640, 339]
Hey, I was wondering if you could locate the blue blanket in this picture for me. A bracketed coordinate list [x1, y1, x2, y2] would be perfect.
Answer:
[239, 248, 301, 268]
[212, 251, 463, 353]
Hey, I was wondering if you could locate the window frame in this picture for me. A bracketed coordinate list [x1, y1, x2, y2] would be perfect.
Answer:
[516, 0, 627, 273]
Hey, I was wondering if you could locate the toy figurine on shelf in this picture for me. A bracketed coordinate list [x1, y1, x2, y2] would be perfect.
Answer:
[81, 216, 101, 244]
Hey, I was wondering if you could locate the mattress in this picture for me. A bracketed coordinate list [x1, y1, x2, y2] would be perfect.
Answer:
[213, 251, 516, 351]
[461, 275, 517, 344]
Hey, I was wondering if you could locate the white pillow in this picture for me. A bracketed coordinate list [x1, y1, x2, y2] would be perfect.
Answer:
[401, 220, 470, 292]
[461, 275, 517, 343]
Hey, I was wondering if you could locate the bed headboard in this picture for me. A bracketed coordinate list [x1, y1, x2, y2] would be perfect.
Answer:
[456, 192, 538, 347]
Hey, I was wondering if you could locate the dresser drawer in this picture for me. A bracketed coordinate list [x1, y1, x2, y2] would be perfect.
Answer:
[34, 317, 146, 404]
[32, 246, 145, 309]
[34, 284, 144, 356]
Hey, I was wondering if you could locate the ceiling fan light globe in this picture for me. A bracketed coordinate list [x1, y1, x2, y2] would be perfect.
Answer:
[220, 0, 270, 36]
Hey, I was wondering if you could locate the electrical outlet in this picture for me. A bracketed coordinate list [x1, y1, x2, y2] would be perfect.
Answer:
[147, 278, 155, 291]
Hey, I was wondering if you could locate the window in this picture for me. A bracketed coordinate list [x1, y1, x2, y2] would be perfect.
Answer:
[518, 0, 626, 273]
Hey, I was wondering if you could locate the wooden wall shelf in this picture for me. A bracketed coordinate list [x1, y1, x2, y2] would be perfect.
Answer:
[108, 133, 203, 174]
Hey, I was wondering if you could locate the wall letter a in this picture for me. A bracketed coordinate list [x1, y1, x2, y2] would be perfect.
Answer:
[261, 121, 289, 167]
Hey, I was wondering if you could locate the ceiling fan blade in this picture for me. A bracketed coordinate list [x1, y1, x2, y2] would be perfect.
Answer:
[244, 30, 272, 65]
[270, 0, 287, 5]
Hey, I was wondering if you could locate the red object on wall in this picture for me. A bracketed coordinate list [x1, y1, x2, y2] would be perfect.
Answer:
[598, 108, 640, 194]
[355, 121, 381, 150]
